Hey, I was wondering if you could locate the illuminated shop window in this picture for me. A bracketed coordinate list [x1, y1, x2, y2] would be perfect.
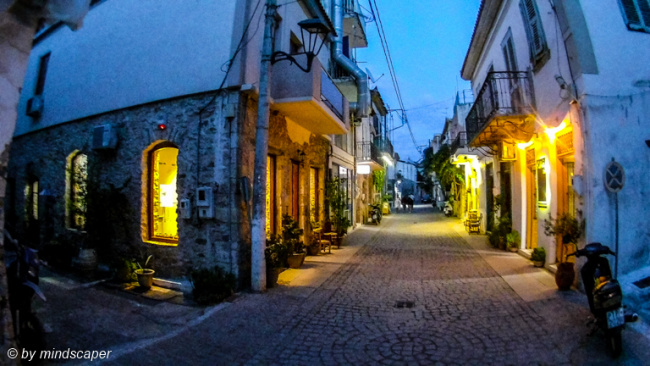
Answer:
[67, 151, 87, 230]
[25, 179, 39, 228]
[148, 143, 179, 243]
[266, 155, 276, 238]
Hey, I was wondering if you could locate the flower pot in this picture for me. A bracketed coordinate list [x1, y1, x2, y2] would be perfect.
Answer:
[287, 253, 306, 269]
[533, 260, 544, 268]
[307, 244, 320, 256]
[73, 248, 98, 271]
[135, 269, 155, 288]
[555, 262, 575, 290]
[508, 245, 518, 252]
[266, 267, 283, 288]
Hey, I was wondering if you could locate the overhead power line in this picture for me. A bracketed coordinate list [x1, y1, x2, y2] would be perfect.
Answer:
[368, 0, 421, 153]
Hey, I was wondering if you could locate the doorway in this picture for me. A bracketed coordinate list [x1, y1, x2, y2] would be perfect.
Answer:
[526, 157, 538, 249]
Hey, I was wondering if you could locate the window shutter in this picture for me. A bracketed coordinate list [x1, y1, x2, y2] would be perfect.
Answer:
[638, 0, 650, 27]
[519, 0, 547, 63]
[619, 0, 642, 27]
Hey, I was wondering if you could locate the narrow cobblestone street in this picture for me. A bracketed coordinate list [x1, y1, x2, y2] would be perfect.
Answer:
[47, 205, 650, 365]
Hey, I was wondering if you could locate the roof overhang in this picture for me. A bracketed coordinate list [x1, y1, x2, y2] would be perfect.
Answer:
[460, 0, 504, 81]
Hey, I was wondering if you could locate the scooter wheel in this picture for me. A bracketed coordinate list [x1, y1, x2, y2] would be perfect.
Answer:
[607, 328, 623, 358]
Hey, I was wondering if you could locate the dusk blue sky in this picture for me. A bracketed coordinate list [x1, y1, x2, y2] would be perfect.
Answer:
[358, 1, 481, 162]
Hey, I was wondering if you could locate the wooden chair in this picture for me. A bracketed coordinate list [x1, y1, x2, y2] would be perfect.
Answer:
[323, 221, 339, 249]
[465, 210, 481, 234]
[313, 227, 331, 254]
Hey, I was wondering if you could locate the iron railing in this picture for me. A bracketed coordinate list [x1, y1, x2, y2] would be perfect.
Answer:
[356, 142, 382, 165]
[450, 132, 467, 154]
[320, 70, 344, 120]
[466, 71, 534, 145]
[374, 138, 393, 157]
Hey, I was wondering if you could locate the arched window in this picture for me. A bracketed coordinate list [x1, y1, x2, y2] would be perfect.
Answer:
[147, 142, 179, 243]
[67, 151, 87, 230]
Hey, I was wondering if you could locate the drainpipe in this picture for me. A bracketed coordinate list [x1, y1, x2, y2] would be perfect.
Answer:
[332, 0, 370, 119]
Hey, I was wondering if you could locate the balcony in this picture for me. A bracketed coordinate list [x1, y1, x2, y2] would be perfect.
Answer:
[356, 141, 383, 170]
[450, 132, 467, 154]
[466, 71, 536, 147]
[271, 56, 349, 135]
[342, 0, 368, 48]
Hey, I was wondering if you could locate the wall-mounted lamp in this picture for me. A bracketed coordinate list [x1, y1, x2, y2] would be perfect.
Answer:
[555, 74, 578, 104]
[271, 18, 331, 73]
[545, 121, 567, 144]
[297, 149, 307, 165]
[517, 139, 534, 150]
[555, 75, 569, 90]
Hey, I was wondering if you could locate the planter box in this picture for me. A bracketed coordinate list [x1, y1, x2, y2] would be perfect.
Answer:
[287, 253, 306, 269]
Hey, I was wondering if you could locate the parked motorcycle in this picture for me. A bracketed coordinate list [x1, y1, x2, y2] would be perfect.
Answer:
[443, 201, 453, 217]
[568, 242, 638, 357]
[368, 203, 382, 225]
[4, 229, 47, 352]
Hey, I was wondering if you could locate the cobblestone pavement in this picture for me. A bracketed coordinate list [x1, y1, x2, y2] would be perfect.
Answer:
[54, 205, 649, 365]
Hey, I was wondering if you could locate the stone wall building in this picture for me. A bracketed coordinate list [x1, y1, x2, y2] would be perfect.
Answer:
[5, 0, 380, 289]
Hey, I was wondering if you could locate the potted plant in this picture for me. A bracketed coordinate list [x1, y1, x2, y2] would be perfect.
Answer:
[115, 257, 138, 283]
[544, 213, 582, 290]
[506, 230, 520, 252]
[281, 214, 306, 268]
[531, 247, 546, 267]
[265, 235, 289, 288]
[134, 255, 154, 288]
[326, 177, 350, 241]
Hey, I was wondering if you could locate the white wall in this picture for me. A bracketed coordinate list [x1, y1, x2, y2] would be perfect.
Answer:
[470, 0, 573, 123]
[580, 2, 650, 97]
[16, 0, 239, 136]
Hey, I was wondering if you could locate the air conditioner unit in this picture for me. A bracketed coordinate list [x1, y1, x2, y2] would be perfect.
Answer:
[26, 95, 44, 118]
[92, 124, 118, 150]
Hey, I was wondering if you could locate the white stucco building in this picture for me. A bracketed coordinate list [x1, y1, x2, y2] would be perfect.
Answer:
[461, 0, 650, 286]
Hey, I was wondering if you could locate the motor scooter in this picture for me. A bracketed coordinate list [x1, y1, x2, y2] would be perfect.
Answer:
[368, 203, 382, 225]
[568, 242, 638, 357]
[443, 201, 453, 217]
[4, 229, 47, 352]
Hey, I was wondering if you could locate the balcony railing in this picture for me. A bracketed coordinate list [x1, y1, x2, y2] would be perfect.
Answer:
[356, 142, 381, 165]
[330, 63, 355, 81]
[450, 132, 467, 154]
[466, 71, 534, 145]
[271, 57, 349, 135]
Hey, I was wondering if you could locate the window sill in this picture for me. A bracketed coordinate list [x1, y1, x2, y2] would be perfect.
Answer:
[144, 239, 178, 247]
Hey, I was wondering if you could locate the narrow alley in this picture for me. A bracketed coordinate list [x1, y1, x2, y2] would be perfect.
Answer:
[40, 206, 650, 365]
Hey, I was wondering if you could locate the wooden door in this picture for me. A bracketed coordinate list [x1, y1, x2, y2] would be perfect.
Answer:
[526, 166, 538, 249]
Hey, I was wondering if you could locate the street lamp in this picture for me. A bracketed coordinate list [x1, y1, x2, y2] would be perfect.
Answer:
[271, 18, 331, 73]
[251, 1, 333, 292]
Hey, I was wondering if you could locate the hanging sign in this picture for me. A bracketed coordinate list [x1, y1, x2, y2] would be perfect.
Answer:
[604, 160, 625, 193]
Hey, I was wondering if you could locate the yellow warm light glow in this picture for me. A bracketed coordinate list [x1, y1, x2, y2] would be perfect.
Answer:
[152, 147, 178, 242]
[517, 139, 534, 150]
[382, 155, 393, 166]
[545, 121, 567, 144]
